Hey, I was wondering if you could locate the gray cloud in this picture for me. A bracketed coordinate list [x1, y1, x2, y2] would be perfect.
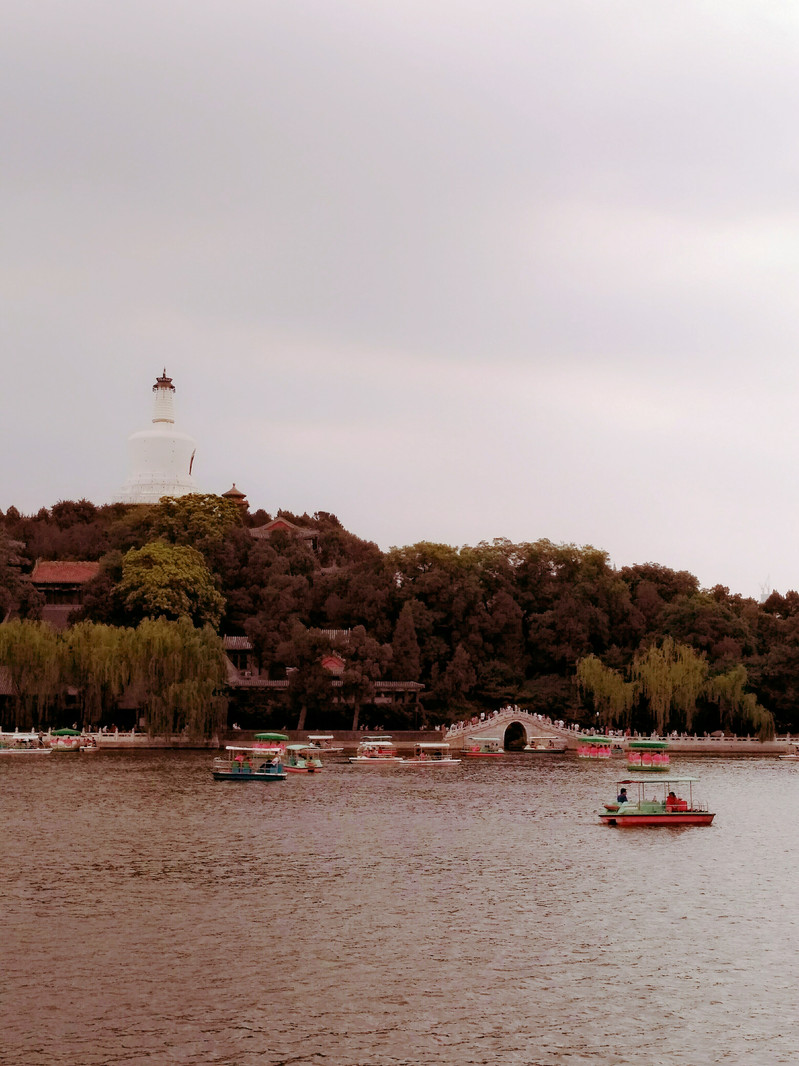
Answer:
[3, 1, 799, 596]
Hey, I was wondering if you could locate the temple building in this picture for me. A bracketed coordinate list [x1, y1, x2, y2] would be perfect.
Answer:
[119, 371, 198, 504]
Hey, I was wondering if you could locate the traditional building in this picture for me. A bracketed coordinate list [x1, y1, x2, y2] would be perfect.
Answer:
[250, 516, 320, 553]
[222, 484, 249, 512]
[30, 560, 101, 629]
[119, 371, 198, 504]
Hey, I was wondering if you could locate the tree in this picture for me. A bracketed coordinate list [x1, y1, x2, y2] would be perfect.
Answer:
[114, 541, 225, 628]
[0, 531, 42, 620]
[391, 602, 420, 681]
[0, 620, 61, 729]
[276, 624, 335, 730]
[150, 493, 243, 550]
[337, 626, 392, 729]
[61, 621, 131, 729]
[126, 617, 228, 737]
[576, 654, 637, 728]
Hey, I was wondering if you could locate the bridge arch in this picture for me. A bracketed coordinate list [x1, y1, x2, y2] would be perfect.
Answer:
[502, 720, 529, 750]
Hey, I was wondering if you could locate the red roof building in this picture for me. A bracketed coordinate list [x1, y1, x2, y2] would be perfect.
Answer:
[30, 560, 101, 629]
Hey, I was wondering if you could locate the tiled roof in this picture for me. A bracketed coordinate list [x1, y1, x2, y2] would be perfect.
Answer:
[31, 561, 101, 584]
[250, 518, 318, 540]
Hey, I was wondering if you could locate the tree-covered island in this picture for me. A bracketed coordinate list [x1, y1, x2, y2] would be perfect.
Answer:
[0, 494, 789, 740]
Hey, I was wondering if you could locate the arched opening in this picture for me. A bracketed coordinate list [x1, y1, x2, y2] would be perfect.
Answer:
[503, 721, 528, 751]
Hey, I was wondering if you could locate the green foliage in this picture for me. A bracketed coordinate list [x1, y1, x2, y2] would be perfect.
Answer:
[127, 617, 228, 737]
[578, 637, 773, 738]
[0, 620, 62, 727]
[150, 493, 242, 547]
[0, 617, 227, 736]
[576, 655, 637, 727]
[4, 497, 799, 730]
[115, 541, 225, 628]
[391, 603, 420, 681]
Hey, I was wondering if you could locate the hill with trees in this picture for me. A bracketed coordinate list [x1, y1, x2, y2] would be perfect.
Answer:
[0, 495, 790, 738]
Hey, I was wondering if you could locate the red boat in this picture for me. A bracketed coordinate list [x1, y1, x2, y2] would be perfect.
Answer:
[599, 776, 715, 827]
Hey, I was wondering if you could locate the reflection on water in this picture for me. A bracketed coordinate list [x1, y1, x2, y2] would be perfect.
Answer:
[2, 751, 798, 1065]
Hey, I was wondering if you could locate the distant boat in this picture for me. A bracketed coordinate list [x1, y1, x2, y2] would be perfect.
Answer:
[462, 737, 503, 758]
[348, 737, 404, 766]
[399, 741, 460, 767]
[523, 738, 567, 754]
[284, 744, 323, 774]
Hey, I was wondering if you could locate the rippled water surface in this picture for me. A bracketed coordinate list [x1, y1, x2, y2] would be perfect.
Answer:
[2, 750, 799, 1065]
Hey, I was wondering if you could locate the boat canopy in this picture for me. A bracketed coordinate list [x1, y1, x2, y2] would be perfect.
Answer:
[617, 776, 699, 785]
[416, 742, 451, 749]
[51, 728, 82, 736]
[627, 739, 669, 750]
[253, 732, 289, 741]
[225, 745, 281, 753]
[468, 736, 501, 743]
[307, 734, 334, 740]
[581, 736, 612, 744]
[286, 743, 318, 751]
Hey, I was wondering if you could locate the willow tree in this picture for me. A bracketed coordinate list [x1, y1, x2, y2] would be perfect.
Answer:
[0, 620, 62, 729]
[576, 654, 637, 728]
[126, 617, 228, 738]
[631, 637, 708, 734]
[707, 664, 774, 740]
[61, 621, 131, 729]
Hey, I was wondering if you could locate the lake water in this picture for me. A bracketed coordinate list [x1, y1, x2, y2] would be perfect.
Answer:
[2, 750, 797, 1065]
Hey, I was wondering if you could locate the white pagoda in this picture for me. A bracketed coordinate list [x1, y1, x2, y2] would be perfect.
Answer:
[119, 370, 198, 504]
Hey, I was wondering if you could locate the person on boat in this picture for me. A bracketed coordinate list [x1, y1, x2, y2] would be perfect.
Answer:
[617, 788, 629, 804]
[667, 790, 677, 803]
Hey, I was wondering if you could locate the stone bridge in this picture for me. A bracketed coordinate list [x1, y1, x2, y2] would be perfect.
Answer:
[445, 708, 578, 751]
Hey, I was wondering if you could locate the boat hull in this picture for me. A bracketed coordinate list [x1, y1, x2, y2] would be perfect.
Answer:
[523, 747, 566, 754]
[461, 752, 503, 758]
[348, 757, 404, 766]
[600, 812, 715, 826]
[400, 759, 460, 767]
[212, 771, 287, 781]
[0, 748, 53, 755]
[284, 765, 320, 773]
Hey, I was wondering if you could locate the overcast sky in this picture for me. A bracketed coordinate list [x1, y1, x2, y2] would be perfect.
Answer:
[5, 1, 799, 598]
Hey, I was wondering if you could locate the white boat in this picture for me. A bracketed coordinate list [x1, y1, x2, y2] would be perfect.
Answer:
[0, 732, 52, 755]
[348, 737, 404, 766]
[523, 738, 567, 754]
[400, 741, 460, 767]
[779, 744, 799, 761]
[306, 734, 344, 754]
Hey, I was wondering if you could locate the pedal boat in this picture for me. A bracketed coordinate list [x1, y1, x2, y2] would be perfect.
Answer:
[284, 744, 323, 773]
[307, 734, 343, 754]
[212, 745, 287, 781]
[599, 776, 714, 826]
[523, 738, 567, 754]
[577, 736, 613, 759]
[348, 737, 404, 766]
[49, 728, 83, 752]
[400, 741, 460, 766]
[0, 732, 52, 754]
[626, 738, 670, 771]
[462, 736, 503, 757]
